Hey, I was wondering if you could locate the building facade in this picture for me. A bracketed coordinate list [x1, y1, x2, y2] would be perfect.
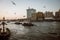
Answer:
[27, 8, 36, 19]
[31, 13, 37, 21]
[44, 11, 54, 20]
[31, 12, 44, 21]
[36, 12, 44, 20]
[55, 9, 60, 20]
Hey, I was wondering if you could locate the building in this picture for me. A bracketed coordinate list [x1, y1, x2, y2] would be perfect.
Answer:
[31, 12, 44, 21]
[36, 12, 44, 20]
[44, 11, 54, 20]
[27, 8, 36, 19]
[55, 9, 60, 20]
[31, 13, 37, 21]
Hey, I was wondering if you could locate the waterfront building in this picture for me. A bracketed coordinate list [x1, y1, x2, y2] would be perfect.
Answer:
[36, 12, 44, 21]
[44, 11, 54, 20]
[27, 7, 36, 20]
[31, 12, 44, 21]
[31, 13, 37, 21]
[55, 9, 60, 20]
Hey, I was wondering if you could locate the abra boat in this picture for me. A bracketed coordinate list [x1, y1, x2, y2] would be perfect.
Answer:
[22, 22, 34, 26]
[14, 21, 22, 25]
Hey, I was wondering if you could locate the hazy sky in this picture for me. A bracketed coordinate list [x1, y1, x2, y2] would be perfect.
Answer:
[0, 0, 60, 19]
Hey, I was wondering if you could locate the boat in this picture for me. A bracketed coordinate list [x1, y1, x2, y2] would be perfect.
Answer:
[22, 22, 34, 26]
[0, 17, 11, 40]
[7, 21, 10, 23]
[14, 22, 22, 25]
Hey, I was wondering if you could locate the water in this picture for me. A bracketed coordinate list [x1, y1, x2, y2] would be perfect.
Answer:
[0, 22, 60, 40]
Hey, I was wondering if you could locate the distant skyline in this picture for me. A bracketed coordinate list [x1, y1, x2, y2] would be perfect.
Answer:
[0, 0, 60, 19]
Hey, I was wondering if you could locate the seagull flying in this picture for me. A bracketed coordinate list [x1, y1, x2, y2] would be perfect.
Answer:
[11, 1, 16, 5]
[23, 16, 25, 17]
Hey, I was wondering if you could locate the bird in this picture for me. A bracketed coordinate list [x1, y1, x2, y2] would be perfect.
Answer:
[14, 12, 16, 15]
[43, 6, 46, 8]
[23, 16, 25, 17]
[11, 1, 16, 5]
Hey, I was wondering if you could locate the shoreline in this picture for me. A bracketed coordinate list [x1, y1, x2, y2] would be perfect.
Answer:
[30, 20, 60, 22]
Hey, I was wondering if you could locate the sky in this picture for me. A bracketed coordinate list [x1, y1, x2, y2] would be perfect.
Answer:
[0, 0, 60, 19]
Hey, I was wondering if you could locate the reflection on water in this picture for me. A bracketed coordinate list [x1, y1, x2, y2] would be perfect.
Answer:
[0, 22, 60, 40]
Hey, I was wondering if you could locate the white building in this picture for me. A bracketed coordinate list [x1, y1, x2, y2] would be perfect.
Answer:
[27, 8, 36, 19]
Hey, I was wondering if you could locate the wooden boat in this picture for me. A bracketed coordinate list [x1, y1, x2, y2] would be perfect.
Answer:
[14, 22, 22, 25]
[7, 21, 10, 23]
[22, 22, 34, 26]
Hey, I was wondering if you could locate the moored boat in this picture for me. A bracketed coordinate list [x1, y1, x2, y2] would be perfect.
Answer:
[14, 22, 22, 25]
[22, 22, 34, 26]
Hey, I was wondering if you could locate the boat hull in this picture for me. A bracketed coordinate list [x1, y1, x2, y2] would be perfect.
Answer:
[22, 23, 34, 26]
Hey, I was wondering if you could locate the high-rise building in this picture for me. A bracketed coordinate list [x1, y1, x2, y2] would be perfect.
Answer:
[27, 8, 36, 19]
